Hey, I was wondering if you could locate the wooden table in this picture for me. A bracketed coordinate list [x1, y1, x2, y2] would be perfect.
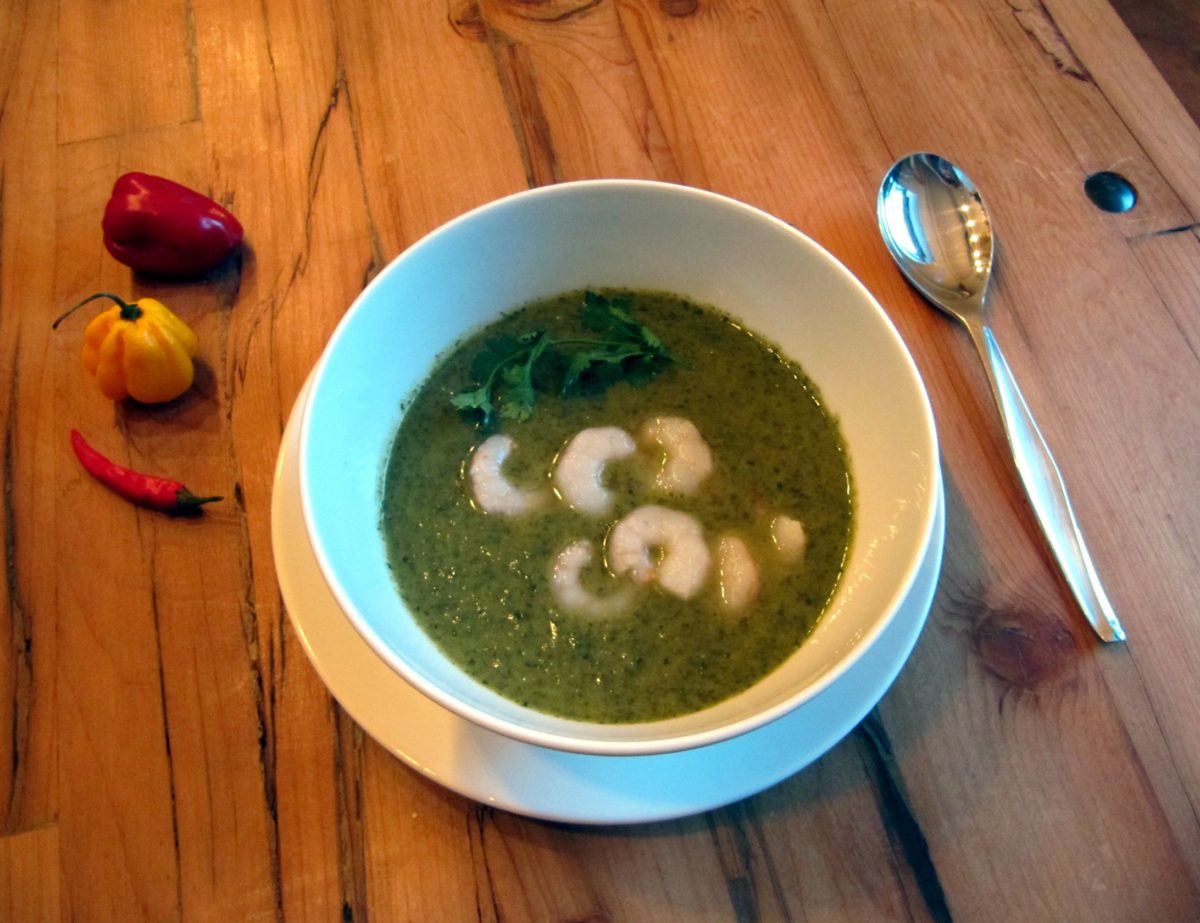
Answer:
[3, 1, 1199, 920]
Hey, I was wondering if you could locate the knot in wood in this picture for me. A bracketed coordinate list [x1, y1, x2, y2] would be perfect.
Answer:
[971, 605, 1079, 690]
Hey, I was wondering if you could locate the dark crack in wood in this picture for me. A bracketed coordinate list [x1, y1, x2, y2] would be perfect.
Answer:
[485, 30, 559, 187]
[494, 0, 603, 25]
[1132, 221, 1200, 239]
[230, 472, 285, 922]
[149, 554, 186, 918]
[3, 338, 32, 834]
[338, 48, 386, 288]
[857, 710, 954, 923]
[706, 808, 765, 923]
[333, 709, 368, 923]
[468, 804, 503, 923]
[1005, 0, 1091, 81]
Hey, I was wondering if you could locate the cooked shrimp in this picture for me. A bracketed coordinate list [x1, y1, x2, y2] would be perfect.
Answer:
[548, 539, 636, 620]
[716, 534, 759, 613]
[553, 426, 636, 515]
[770, 513, 806, 563]
[608, 505, 711, 600]
[467, 434, 548, 516]
[638, 416, 713, 495]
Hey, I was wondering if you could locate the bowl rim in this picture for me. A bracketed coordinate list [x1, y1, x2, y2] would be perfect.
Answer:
[298, 178, 940, 756]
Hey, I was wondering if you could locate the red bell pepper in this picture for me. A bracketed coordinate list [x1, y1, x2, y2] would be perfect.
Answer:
[101, 172, 244, 277]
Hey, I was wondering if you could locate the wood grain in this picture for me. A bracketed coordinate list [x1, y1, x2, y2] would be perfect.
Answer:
[57, 0, 198, 144]
[2, 0, 1199, 920]
[0, 825, 63, 923]
[1, 0, 60, 844]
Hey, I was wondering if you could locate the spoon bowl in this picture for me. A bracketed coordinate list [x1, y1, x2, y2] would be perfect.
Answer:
[878, 154, 993, 314]
[877, 153, 1125, 643]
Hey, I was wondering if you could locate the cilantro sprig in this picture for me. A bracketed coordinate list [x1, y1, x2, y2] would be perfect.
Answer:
[450, 291, 676, 426]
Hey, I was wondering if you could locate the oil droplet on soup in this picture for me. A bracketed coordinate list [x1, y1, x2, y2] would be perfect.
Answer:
[380, 289, 853, 723]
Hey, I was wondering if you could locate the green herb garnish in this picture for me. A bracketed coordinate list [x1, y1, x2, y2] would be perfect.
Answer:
[450, 291, 676, 425]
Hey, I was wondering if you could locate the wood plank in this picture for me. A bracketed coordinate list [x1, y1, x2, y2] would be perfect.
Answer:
[147, 502, 281, 921]
[271, 670, 342, 922]
[52, 136, 184, 922]
[1112, 0, 1200, 127]
[981, 0, 1193, 239]
[618, 0, 877, 254]
[50, 110, 283, 917]
[505, 813, 736, 922]
[1118, 225, 1200, 853]
[357, 744, 485, 921]
[334, 0, 529, 254]
[1046, 0, 1200, 221]
[57, 0, 197, 143]
[480, 0, 680, 183]
[185, 0, 366, 917]
[55, 453, 181, 923]
[565, 740, 936, 921]
[0, 826, 64, 923]
[0, 0, 60, 838]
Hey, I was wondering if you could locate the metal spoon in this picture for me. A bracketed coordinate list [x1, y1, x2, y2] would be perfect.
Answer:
[877, 152, 1126, 643]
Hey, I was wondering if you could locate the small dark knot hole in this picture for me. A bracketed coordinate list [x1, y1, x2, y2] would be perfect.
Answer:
[1084, 171, 1137, 213]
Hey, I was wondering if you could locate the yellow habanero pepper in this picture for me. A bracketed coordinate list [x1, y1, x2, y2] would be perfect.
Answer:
[53, 292, 199, 403]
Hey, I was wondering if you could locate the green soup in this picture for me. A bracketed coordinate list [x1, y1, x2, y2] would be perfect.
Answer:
[381, 289, 853, 723]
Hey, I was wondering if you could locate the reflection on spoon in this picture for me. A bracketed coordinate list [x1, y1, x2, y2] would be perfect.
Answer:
[877, 153, 1126, 643]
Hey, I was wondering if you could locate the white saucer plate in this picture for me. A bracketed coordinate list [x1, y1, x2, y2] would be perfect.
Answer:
[271, 383, 945, 825]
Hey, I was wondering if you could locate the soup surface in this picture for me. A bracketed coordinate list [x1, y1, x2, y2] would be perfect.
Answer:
[381, 289, 853, 723]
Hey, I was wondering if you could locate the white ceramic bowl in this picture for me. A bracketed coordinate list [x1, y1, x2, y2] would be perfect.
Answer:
[299, 180, 938, 756]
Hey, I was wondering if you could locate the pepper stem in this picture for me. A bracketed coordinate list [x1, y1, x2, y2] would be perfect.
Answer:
[175, 490, 223, 509]
[51, 292, 142, 329]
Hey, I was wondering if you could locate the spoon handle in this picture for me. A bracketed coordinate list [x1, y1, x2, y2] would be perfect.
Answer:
[971, 324, 1126, 643]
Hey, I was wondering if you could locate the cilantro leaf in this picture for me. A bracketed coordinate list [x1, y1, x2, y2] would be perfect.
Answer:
[561, 343, 645, 393]
[449, 384, 494, 419]
[497, 333, 549, 421]
[450, 291, 676, 425]
[581, 291, 665, 353]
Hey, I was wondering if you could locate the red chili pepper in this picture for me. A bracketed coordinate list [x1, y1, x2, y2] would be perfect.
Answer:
[101, 172, 244, 277]
[70, 429, 222, 514]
